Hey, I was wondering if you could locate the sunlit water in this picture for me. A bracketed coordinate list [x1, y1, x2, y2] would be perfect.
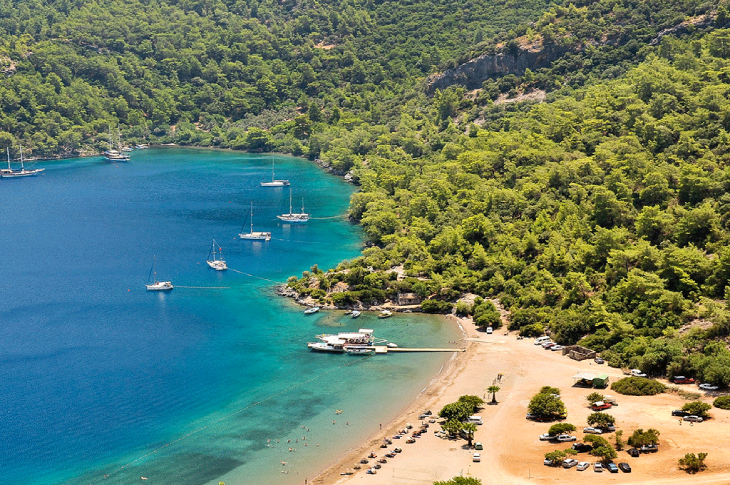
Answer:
[0, 148, 459, 485]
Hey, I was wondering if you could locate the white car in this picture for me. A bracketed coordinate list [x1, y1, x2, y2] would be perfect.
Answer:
[583, 427, 603, 434]
[699, 383, 719, 391]
[630, 369, 647, 377]
[551, 345, 564, 351]
[473, 453, 481, 462]
[594, 462, 604, 472]
[486, 327, 493, 334]
[563, 458, 579, 468]
[556, 434, 577, 442]
[577, 462, 590, 471]
[683, 415, 704, 422]
[539, 433, 557, 441]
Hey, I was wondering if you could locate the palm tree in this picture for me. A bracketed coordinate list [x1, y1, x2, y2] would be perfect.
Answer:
[488, 385, 501, 404]
[462, 422, 477, 447]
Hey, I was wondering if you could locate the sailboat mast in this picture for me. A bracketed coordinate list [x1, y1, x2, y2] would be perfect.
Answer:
[271, 159, 275, 183]
[6, 147, 10, 170]
[18, 145, 24, 170]
[289, 188, 293, 214]
[250, 202, 254, 233]
[301, 197, 305, 213]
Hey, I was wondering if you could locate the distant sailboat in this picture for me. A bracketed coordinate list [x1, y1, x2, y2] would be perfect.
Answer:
[277, 188, 309, 223]
[103, 125, 130, 162]
[239, 202, 272, 241]
[146, 255, 173, 291]
[260, 158, 289, 187]
[0, 146, 45, 178]
[206, 239, 228, 271]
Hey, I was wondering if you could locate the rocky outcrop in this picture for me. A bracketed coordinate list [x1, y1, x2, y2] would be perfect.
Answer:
[649, 14, 716, 46]
[425, 43, 573, 95]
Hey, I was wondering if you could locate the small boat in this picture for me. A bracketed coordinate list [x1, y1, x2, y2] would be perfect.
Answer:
[378, 310, 393, 319]
[206, 239, 227, 271]
[260, 158, 290, 187]
[304, 306, 320, 314]
[308, 340, 344, 352]
[103, 126, 130, 162]
[277, 187, 309, 222]
[146, 255, 173, 291]
[386, 342, 398, 348]
[135, 144, 149, 149]
[1, 146, 45, 178]
[351, 310, 361, 319]
[239, 202, 271, 241]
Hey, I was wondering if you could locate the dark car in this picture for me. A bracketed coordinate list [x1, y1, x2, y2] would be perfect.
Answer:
[671, 410, 690, 417]
[618, 463, 632, 473]
[572, 442, 593, 452]
[594, 357, 605, 364]
[607, 463, 619, 473]
[627, 448, 640, 457]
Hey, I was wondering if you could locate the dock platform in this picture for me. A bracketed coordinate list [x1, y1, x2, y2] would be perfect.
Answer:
[372, 346, 464, 354]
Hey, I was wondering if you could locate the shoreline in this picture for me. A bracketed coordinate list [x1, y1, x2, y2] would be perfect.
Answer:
[311, 314, 472, 484]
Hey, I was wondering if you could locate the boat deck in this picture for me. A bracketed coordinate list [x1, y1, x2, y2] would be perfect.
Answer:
[371, 346, 464, 354]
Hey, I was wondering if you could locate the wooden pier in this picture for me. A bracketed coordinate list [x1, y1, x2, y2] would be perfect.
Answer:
[372, 346, 464, 354]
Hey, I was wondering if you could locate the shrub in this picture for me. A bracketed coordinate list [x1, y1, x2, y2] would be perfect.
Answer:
[678, 453, 708, 473]
[421, 299, 454, 313]
[458, 395, 485, 413]
[548, 423, 576, 435]
[528, 392, 567, 420]
[587, 412, 616, 429]
[611, 377, 666, 396]
[627, 428, 660, 448]
[586, 392, 604, 405]
[682, 401, 712, 417]
[519, 323, 545, 337]
[713, 395, 730, 409]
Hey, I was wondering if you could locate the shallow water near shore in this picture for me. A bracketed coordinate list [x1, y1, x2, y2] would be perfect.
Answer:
[0, 148, 458, 485]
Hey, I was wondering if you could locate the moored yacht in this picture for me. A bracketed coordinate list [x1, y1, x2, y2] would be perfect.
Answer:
[1, 146, 45, 178]
[260, 159, 289, 186]
[206, 239, 227, 271]
[239, 202, 272, 241]
[146, 255, 173, 291]
[277, 187, 309, 222]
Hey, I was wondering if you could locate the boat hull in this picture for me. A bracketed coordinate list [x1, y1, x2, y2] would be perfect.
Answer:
[206, 260, 227, 271]
[308, 342, 344, 352]
[261, 181, 290, 187]
[240, 232, 272, 241]
[146, 282, 173, 291]
[277, 214, 309, 223]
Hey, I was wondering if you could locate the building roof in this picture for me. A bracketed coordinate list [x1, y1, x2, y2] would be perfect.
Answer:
[572, 372, 597, 380]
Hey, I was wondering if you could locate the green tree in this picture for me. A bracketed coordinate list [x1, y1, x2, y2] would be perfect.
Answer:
[681, 401, 711, 418]
[678, 453, 708, 474]
[487, 386, 501, 404]
[614, 430, 624, 451]
[439, 401, 471, 422]
[548, 423, 576, 435]
[586, 392, 604, 405]
[586, 412, 616, 429]
[544, 449, 567, 466]
[434, 477, 482, 485]
[441, 419, 463, 437]
[528, 392, 566, 420]
[590, 445, 618, 463]
[627, 429, 660, 448]
[458, 395, 485, 413]
[462, 422, 477, 447]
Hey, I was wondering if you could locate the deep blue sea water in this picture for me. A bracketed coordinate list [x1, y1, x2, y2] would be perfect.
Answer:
[0, 148, 458, 485]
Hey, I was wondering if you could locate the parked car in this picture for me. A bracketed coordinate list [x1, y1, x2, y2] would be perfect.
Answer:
[583, 427, 603, 434]
[593, 462, 603, 472]
[671, 410, 691, 417]
[543, 342, 556, 349]
[473, 453, 481, 462]
[618, 462, 632, 473]
[544, 458, 554, 466]
[486, 327, 493, 334]
[572, 442, 593, 452]
[474, 442, 483, 450]
[539, 433, 557, 441]
[699, 383, 719, 391]
[630, 369, 647, 377]
[683, 415, 703, 422]
[563, 458, 579, 468]
[551, 345, 564, 351]
[526, 413, 539, 420]
[607, 463, 619, 473]
[591, 401, 613, 411]
[672, 376, 696, 384]
[594, 357, 605, 364]
[557, 434, 577, 442]
[603, 424, 616, 432]
[640, 444, 658, 453]
[627, 448, 640, 457]
[577, 461, 590, 471]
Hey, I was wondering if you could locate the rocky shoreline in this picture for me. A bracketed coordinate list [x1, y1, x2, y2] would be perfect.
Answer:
[275, 284, 422, 313]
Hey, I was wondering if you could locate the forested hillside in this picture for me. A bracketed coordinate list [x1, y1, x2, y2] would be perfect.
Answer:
[0, 0, 556, 156]
[289, 24, 730, 386]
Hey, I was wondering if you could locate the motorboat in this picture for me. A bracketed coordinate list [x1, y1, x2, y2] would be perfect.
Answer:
[345, 346, 374, 355]
[304, 306, 320, 314]
[260, 158, 290, 186]
[239, 202, 272, 241]
[277, 187, 309, 222]
[386, 342, 398, 348]
[351, 310, 361, 318]
[378, 310, 393, 319]
[206, 239, 227, 271]
[145, 255, 173, 291]
[308, 340, 345, 352]
[308, 329, 382, 352]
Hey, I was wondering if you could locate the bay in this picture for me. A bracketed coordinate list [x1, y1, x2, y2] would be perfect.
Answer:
[0, 148, 458, 485]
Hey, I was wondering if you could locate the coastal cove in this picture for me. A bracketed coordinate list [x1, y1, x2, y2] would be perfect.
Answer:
[0, 147, 459, 485]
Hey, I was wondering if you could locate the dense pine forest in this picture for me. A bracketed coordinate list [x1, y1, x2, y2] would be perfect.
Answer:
[4, 0, 730, 384]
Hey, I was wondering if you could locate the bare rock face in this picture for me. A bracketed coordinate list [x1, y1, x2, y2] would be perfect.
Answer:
[425, 43, 572, 94]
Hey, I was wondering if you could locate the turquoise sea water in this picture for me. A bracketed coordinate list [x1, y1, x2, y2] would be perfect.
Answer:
[0, 148, 458, 485]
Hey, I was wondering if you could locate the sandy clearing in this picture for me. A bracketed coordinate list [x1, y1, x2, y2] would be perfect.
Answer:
[312, 317, 730, 485]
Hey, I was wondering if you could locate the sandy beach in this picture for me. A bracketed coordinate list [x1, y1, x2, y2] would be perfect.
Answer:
[309, 316, 730, 485]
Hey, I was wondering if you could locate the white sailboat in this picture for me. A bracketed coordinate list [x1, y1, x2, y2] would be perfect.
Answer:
[239, 202, 272, 241]
[146, 255, 173, 291]
[0, 146, 45, 178]
[277, 188, 309, 223]
[260, 158, 289, 186]
[103, 125, 130, 162]
[206, 239, 228, 271]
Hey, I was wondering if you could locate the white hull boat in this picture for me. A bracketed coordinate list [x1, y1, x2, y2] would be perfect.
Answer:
[308, 341, 345, 352]
[277, 188, 309, 222]
[146, 256, 173, 291]
[240, 202, 272, 241]
[345, 346, 374, 355]
[378, 310, 393, 319]
[1, 146, 45, 178]
[103, 126, 130, 161]
[351, 310, 361, 318]
[206, 239, 227, 271]
[261, 159, 289, 186]
[304, 306, 320, 314]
